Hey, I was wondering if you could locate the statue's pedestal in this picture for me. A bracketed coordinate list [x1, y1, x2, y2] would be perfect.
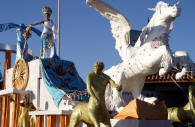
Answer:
[82, 119, 172, 127]
[6, 59, 59, 111]
[114, 99, 168, 120]
[29, 110, 71, 127]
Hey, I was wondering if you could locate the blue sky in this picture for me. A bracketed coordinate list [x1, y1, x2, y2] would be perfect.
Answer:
[0, 0, 195, 80]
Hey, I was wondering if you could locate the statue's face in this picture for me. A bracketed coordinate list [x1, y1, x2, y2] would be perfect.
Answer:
[155, 1, 181, 20]
[44, 13, 51, 20]
[94, 62, 104, 74]
[23, 95, 29, 104]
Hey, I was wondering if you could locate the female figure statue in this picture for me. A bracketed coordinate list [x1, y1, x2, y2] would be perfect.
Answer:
[30, 6, 58, 58]
[18, 94, 36, 127]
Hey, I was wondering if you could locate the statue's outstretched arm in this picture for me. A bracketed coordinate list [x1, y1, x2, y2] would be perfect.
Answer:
[86, 0, 131, 60]
[108, 78, 122, 91]
[30, 21, 44, 27]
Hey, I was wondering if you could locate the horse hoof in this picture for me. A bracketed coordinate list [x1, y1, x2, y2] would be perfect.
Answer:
[159, 68, 167, 76]
[175, 73, 183, 80]
[116, 106, 124, 112]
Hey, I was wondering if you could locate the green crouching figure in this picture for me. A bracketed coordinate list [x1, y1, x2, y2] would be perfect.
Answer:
[69, 62, 122, 127]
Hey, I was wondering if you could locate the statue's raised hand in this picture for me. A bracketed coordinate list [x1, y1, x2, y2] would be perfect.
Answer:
[116, 85, 122, 92]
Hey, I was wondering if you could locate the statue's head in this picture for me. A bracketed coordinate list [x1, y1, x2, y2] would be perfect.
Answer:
[94, 62, 104, 74]
[23, 94, 30, 105]
[42, 6, 52, 20]
[148, 1, 181, 20]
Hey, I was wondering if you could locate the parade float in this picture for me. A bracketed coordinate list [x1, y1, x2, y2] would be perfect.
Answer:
[0, 0, 195, 127]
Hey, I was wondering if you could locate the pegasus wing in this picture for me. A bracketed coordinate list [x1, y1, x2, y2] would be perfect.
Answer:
[86, 0, 131, 60]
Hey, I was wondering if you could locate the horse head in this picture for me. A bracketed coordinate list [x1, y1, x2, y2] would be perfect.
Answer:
[149, 1, 181, 24]
[135, 1, 181, 47]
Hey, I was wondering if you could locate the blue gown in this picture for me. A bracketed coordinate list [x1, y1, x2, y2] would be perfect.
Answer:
[40, 56, 89, 107]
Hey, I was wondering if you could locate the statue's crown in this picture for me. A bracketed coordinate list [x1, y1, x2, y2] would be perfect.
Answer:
[42, 6, 52, 15]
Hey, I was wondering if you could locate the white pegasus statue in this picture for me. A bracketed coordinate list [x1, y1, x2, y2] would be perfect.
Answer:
[86, 0, 195, 112]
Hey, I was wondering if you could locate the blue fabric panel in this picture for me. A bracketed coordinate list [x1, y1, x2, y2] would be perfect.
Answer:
[40, 56, 89, 107]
